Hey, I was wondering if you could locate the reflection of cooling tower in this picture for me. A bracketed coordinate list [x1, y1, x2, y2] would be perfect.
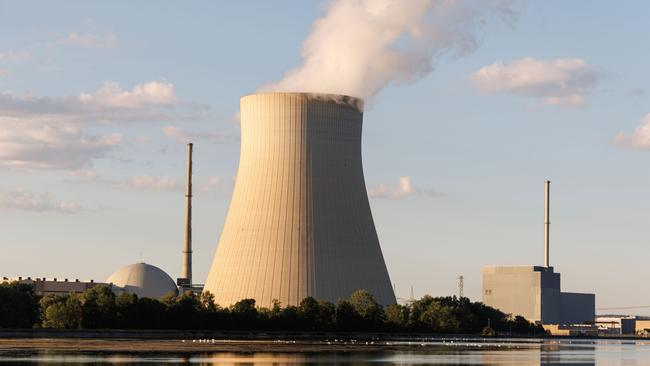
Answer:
[204, 92, 396, 307]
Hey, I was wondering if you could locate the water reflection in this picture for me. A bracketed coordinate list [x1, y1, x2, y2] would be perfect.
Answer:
[4, 339, 650, 365]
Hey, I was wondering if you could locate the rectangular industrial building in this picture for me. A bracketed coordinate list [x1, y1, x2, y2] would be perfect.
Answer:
[1, 277, 118, 296]
[482, 265, 595, 325]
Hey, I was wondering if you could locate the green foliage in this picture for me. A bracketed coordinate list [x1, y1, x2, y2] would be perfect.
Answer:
[385, 304, 409, 330]
[0, 284, 544, 335]
[79, 286, 116, 328]
[41, 294, 82, 329]
[349, 290, 384, 329]
[0, 282, 40, 328]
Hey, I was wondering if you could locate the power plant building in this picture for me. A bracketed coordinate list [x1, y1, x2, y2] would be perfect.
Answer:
[106, 262, 178, 299]
[204, 92, 396, 307]
[482, 181, 595, 326]
[483, 265, 594, 324]
[1, 276, 116, 296]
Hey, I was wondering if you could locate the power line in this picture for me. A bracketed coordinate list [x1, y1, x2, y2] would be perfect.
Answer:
[597, 305, 650, 310]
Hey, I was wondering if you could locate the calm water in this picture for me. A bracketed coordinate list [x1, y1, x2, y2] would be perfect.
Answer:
[1, 338, 650, 365]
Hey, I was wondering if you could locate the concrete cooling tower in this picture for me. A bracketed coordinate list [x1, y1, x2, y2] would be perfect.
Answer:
[204, 92, 396, 308]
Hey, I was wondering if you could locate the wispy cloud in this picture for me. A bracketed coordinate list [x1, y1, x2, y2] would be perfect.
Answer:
[469, 57, 599, 107]
[163, 125, 229, 143]
[0, 80, 205, 170]
[68, 171, 230, 194]
[629, 88, 646, 96]
[368, 176, 437, 199]
[66, 32, 117, 49]
[615, 113, 650, 150]
[128, 175, 178, 191]
[0, 187, 88, 214]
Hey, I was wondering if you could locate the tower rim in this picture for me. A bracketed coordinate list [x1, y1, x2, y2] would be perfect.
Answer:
[242, 92, 364, 110]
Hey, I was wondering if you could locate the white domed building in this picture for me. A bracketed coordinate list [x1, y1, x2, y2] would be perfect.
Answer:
[106, 263, 178, 299]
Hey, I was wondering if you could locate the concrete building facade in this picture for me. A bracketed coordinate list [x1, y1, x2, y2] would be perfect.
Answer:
[1, 277, 117, 296]
[204, 93, 395, 308]
[483, 265, 595, 325]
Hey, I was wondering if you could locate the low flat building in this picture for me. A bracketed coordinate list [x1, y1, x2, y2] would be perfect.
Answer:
[1, 277, 121, 296]
[596, 316, 637, 335]
[543, 324, 599, 336]
[635, 319, 650, 336]
[482, 265, 595, 325]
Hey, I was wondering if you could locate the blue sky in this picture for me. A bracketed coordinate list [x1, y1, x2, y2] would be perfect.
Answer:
[1, 1, 649, 313]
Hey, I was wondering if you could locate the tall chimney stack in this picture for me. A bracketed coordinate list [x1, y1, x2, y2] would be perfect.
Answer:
[544, 180, 550, 268]
[182, 142, 193, 284]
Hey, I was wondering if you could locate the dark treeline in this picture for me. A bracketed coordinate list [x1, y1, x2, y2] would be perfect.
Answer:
[0, 282, 544, 335]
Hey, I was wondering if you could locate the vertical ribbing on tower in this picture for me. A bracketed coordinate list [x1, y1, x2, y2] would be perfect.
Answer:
[182, 142, 193, 284]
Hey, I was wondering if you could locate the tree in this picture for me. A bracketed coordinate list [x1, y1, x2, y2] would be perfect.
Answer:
[385, 304, 408, 330]
[316, 300, 336, 330]
[41, 294, 82, 329]
[200, 291, 218, 312]
[335, 300, 360, 331]
[230, 299, 258, 329]
[298, 297, 319, 330]
[80, 285, 116, 328]
[349, 290, 384, 329]
[0, 282, 40, 328]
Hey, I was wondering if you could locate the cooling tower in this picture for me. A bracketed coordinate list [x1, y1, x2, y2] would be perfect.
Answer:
[204, 92, 396, 307]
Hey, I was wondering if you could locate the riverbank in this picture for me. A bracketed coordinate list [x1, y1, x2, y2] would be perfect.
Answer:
[0, 328, 543, 341]
[0, 337, 548, 354]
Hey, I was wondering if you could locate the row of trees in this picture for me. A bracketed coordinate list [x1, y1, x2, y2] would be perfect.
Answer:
[0, 282, 544, 335]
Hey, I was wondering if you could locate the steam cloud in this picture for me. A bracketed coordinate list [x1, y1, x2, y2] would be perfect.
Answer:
[261, 0, 515, 101]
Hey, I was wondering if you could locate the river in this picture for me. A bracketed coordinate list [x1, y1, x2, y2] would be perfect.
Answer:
[1, 338, 649, 365]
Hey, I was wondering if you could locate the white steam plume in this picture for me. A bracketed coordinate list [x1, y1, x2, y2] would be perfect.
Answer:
[260, 0, 516, 101]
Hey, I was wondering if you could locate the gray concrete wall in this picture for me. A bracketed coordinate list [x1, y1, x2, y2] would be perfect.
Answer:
[560, 292, 595, 324]
[539, 270, 561, 324]
[482, 266, 542, 322]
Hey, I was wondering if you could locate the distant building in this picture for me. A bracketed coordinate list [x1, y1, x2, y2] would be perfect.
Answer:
[483, 265, 595, 325]
[596, 316, 637, 335]
[106, 262, 178, 299]
[1, 276, 118, 296]
[542, 323, 598, 336]
[482, 181, 596, 327]
[3, 262, 178, 299]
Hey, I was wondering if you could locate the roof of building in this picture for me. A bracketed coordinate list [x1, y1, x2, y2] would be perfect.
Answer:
[106, 262, 178, 299]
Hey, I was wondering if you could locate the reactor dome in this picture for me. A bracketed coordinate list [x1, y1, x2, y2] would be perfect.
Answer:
[106, 262, 178, 299]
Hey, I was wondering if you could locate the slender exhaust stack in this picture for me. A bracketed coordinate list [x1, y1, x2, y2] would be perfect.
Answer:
[544, 180, 550, 268]
[182, 142, 193, 284]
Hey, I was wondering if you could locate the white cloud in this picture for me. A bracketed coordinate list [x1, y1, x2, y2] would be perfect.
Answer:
[0, 51, 30, 63]
[78, 81, 175, 108]
[615, 113, 650, 150]
[68, 170, 99, 179]
[0, 80, 198, 170]
[67, 32, 117, 49]
[163, 125, 226, 143]
[0, 187, 87, 214]
[128, 175, 178, 191]
[469, 57, 598, 107]
[368, 176, 436, 199]
[261, 0, 516, 101]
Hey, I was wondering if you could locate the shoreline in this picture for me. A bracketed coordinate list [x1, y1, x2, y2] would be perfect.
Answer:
[0, 330, 646, 354]
[0, 337, 548, 354]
